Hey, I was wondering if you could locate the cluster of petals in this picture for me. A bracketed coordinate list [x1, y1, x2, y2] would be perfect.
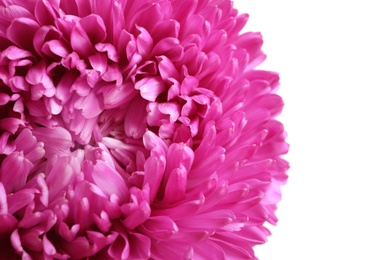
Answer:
[0, 0, 288, 259]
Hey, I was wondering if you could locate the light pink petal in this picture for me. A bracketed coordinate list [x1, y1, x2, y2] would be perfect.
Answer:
[166, 142, 194, 174]
[46, 156, 74, 200]
[0, 182, 8, 214]
[162, 166, 187, 203]
[135, 76, 165, 101]
[43, 234, 57, 256]
[136, 26, 153, 57]
[88, 52, 108, 74]
[157, 55, 180, 81]
[74, 92, 104, 118]
[143, 155, 165, 202]
[33, 126, 72, 157]
[99, 82, 137, 109]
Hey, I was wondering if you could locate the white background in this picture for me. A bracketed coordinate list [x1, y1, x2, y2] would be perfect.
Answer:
[233, 1, 390, 259]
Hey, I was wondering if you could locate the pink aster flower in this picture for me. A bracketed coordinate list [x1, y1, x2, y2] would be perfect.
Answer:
[0, 0, 288, 259]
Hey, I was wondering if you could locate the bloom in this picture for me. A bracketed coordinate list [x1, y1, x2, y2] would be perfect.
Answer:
[0, 0, 288, 259]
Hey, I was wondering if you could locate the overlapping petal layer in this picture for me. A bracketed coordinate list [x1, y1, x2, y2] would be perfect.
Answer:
[0, 0, 288, 259]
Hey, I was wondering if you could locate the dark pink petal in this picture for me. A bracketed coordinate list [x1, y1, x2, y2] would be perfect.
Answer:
[58, 222, 80, 242]
[0, 118, 24, 134]
[7, 188, 36, 214]
[124, 97, 148, 139]
[6, 17, 39, 51]
[61, 236, 97, 259]
[151, 20, 180, 42]
[70, 21, 94, 57]
[34, 0, 57, 25]
[92, 211, 111, 233]
[79, 14, 107, 44]
[0, 214, 18, 235]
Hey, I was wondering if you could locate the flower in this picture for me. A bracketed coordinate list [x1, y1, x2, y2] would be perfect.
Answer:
[0, 0, 288, 259]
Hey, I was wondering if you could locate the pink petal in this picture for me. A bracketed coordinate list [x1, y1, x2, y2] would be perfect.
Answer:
[45, 156, 74, 200]
[6, 17, 39, 51]
[135, 76, 165, 101]
[79, 14, 107, 44]
[108, 233, 130, 260]
[0, 214, 18, 235]
[91, 161, 128, 203]
[143, 155, 165, 202]
[33, 126, 72, 157]
[7, 188, 36, 214]
[140, 216, 178, 240]
[70, 22, 94, 57]
[162, 166, 188, 203]
[136, 25, 153, 57]
[124, 97, 148, 139]
[0, 152, 33, 193]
